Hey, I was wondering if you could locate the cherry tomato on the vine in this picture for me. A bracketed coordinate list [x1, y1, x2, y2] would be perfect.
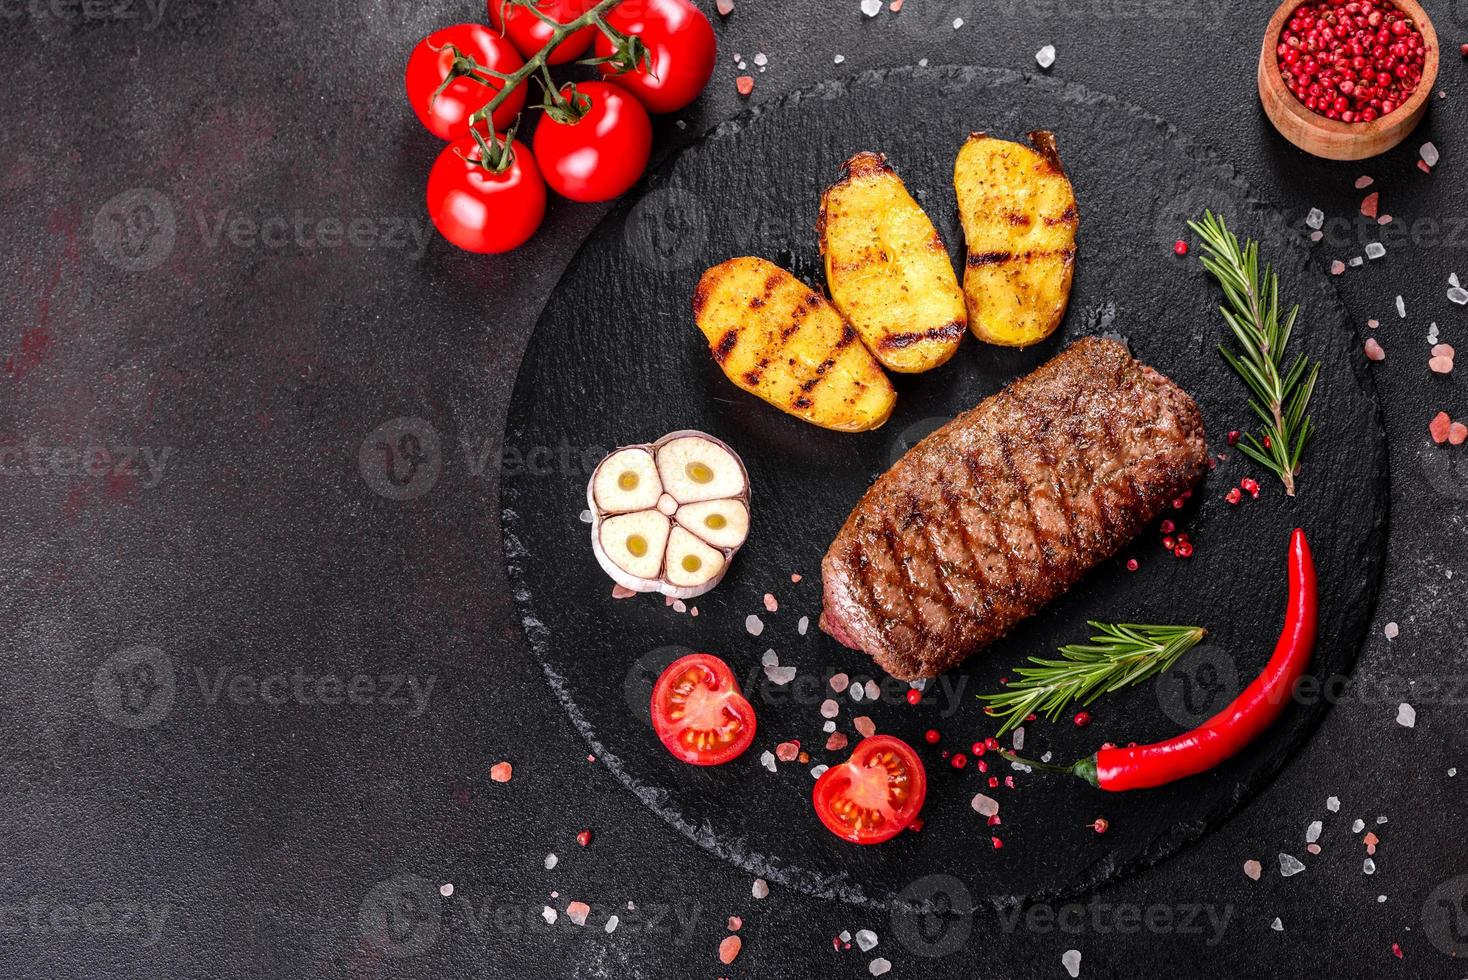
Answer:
[533, 82, 652, 203]
[405, 24, 527, 141]
[487, 0, 600, 65]
[594, 0, 716, 114]
[813, 735, 927, 845]
[426, 136, 546, 254]
[650, 653, 757, 766]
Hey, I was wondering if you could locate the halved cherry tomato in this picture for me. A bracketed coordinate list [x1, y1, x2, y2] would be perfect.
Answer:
[594, 0, 716, 114]
[813, 735, 927, 845]
[650, 653, 756, 766]
[405, 24, 527, 141]
[426, 136, 546, 254]
[487, 0, 600, 64]
[533, 82, 652, 203]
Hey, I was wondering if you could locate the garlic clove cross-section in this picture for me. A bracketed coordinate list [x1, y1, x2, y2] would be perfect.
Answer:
[587, 430, 751, 599]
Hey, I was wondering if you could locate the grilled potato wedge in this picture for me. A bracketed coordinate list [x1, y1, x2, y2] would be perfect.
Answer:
[818, 152, 967, 373]
[694, 257, 896, 432]
[954, 131, 1078, 347]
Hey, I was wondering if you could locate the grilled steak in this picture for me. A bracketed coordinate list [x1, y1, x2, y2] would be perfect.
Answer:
[820, 337, 1207, 680]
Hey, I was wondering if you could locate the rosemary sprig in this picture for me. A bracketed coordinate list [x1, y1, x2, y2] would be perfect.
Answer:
[1188, 211, 1321, 497]
[978, 623, 1206, 737]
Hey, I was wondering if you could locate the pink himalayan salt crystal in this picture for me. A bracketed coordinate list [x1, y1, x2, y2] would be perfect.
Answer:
[1355, 175, 1374, 189]
[1244, 859, 1262, 880]
[1364, 338, 1385, 361]
[1430, 355, 1455, 374]
[490, 762, 513, 782]
[719, 935, 743, 964]
[736, 76, 754, 97]
[853, 716, 876, 738]
[1429, 412, 1452, 444]
[1433, 344, 1456, 358]
[1330, 260, 1345, 276]
[763, 593, 778, 612]
[829, 673, 850, 693]
[716, 0, 734, 14]
[775, 741, 800, 763]
[1360, 192, 1379, 218]
[826, 732, 849, 751]
[728, 915, 743, 931]
[566, 901, 591, 926]
[1452, 423, 1468, 446]
[790, 573, 802, 583]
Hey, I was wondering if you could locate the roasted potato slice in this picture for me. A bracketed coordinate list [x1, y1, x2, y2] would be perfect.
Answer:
[818, 152, 967, 373]
[954, 131, 1078, 347]
[694, 257, 896, 432]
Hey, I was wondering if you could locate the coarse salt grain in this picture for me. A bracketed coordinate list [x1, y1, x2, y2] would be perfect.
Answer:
[834, 54, 846, 65]
[820, 699, 840, 718]
[1036, 45, 1056, 69]
[542, 906, 557, 924]
[1365, 242, 1385, 260]
[1330, 260, 1345, 275]
[491, 762, 513, 782]
[1063, 949, 1082, 978]
[1384, 622, 1398, 639]
[716, 0, 734, 13]
[1280, 853, 1306, 876]
[762, 649, 779, 667]
[1271, 917, 1284, 931]
[746, 614, 764, 636]
[810, 764, 829, 778]
[1396, 703, 1416, 728]
[865, 679, 879, 699]
[440, 883, 453, 897]
[719, 935, 742, 964]
[1306, 820, 1322, 843]
[764, 593, 778, 612]
[1349, 256, 1364, 267]
[1421, 142, 1440, 167]
[1395, 296, 1406, 318]
[545, 853, 558, 870]
[972, 793, 1000, 816]
[567, 901, 590, 926]
[1352, 818, 1365, 833]
[765, 665, 796, 685]
[869, 958, 892, 977]
[855, 929, 878, 952]
[1448, 287, 1468, 305]
[752, 878, 769, 899]
[1244, 859, 1262, 880]
[829, 673, 849, 693]
[1364, 858, 1377, 875]
[860, 0, 882, 16]
[1306, 207, 1325, 229]
[851, 683, 865, 703]
[760, 750, 776, 772]
[798, 616, 810, 635]
[1327, 796, 1340, 812]
[605, 914, 620, 933]
[854, 716, 876, 738]
[953, 17, 963, 28]
[579, 509, 593, 523]
[1364, 338, 1385, 361]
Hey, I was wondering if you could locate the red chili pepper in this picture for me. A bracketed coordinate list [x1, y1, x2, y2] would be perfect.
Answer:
[1007, 528, 1316, 791]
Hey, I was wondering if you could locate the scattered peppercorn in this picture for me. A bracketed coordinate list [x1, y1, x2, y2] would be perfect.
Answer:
[906, 688, 922, 705]
[1074, 711, 1092, 728]
[1174, 239, 1189, 256]
[577, 829, 592, 847]
[1126, 557, 1139, 572]
[951, 753, 968, 770]
[1226, 487, 1243, 505]
[1092, 817, 1110, 833]
[924, 728, 941, 744]
[1227, 430, 1240, 446]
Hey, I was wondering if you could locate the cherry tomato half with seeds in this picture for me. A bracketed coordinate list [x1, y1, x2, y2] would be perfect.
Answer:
[426, 136, 546, 254]
[813, 735, 927, 845]
[533, 82, 652, 203]
[405, 24, 527, 141]
[487, 0, 600, 65]
[594, 0, 716, 114]
[650, 653, 756, 766]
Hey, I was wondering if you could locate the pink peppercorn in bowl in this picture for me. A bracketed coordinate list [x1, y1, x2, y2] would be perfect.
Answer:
[1258, 0, 1439, 160]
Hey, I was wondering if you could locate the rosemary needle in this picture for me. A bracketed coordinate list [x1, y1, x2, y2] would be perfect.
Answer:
[1189, 210, 1321, 497]
[978, 623, 1207, 737]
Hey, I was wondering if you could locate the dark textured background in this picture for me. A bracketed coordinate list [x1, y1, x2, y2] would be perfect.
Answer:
[2, 1, 1466, 977]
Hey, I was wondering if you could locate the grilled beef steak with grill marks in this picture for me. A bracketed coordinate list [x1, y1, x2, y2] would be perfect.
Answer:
[819, 337, 1208, 680]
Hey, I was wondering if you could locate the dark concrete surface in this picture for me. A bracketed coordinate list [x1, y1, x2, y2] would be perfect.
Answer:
[1, 1, 1466, 977]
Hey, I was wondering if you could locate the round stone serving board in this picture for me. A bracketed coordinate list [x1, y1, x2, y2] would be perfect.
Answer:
[501, 66, 1387, 912]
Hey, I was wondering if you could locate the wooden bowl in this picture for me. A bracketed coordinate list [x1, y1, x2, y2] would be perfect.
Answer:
[1258, 0, 1439, 161]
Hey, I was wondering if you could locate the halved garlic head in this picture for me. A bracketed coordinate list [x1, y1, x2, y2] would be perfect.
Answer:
[598, 511, 671, 580]
[655, 436, 745, 504]
[664, 526, 725, 589]
[674, 499, 749, 551]
[592, 448, 661, 514]
[586, 430, 752, 599]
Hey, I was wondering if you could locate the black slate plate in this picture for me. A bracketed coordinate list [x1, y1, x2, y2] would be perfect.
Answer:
[501, 66, 1387, 911]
